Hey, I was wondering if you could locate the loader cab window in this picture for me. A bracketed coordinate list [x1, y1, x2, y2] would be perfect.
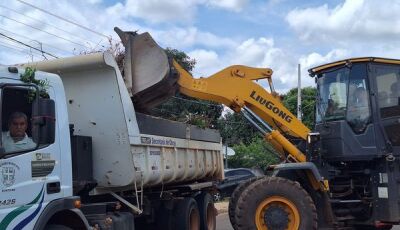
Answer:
[1, 87, 38, 154]
[375, 65, 400, 118]
[345, 64, 371, 134]
[316, 63, 371, 133]
[374, 64, 400, 146]
[316, 67, 349, 122]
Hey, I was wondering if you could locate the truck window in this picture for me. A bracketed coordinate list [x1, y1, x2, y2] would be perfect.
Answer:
[1, 87, 37, 154]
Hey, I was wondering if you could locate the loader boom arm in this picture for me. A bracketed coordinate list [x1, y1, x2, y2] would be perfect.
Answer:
[114, 28, 310, 163]
[173, 60, 310, 162]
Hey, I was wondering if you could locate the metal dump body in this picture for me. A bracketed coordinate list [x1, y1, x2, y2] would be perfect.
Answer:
[23, 52, 224, 191]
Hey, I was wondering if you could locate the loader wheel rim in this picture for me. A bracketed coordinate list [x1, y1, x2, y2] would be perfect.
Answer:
[255, 196, 300, 230]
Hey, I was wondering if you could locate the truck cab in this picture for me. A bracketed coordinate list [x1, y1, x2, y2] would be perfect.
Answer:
[0, 67, 81, 229]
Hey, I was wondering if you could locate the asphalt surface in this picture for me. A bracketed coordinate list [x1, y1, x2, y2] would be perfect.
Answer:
[216, 213, 400, 230]
[216, 213, 233, 230]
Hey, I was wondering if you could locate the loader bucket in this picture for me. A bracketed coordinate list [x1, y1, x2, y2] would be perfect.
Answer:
[114, 27, 179, 111]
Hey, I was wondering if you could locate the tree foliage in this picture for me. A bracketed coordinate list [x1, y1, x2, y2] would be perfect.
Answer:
[228, 137, 279, 170]
[281, 87, 317, 129]
[165, 48, 196, 73]
[217, 112, 259, 146]
[150, 48, 223, 128]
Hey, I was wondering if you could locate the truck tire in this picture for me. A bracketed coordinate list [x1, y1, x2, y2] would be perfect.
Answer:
[174, 197, 201, 230]
[228, 177, 262, 230]
[196, 192, 216, 230]
[235, 176, 317, 230]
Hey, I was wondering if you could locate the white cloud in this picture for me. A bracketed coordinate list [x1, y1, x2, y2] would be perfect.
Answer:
[188, 49, 220, 75]
[123, 0, 198, 23]
[207, 0, 249, 12]
[299, 49, 350, 70]
[116, 0, 249, 24]
[152, 27, 237, 49]
[286, 0, 400, 43]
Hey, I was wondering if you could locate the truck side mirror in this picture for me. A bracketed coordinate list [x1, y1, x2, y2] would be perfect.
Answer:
[32, 98, 56, 145]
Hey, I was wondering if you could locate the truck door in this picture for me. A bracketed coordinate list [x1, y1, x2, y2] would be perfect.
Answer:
[0, 84, 58, 230]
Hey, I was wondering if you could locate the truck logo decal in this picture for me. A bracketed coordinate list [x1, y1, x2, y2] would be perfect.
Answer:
[250, 90, 293, 123]
[0, 162, 20, 188]
[0, 185, 44, 229]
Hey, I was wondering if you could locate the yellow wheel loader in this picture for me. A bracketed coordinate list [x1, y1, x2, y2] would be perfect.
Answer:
[116, 27, 400, 230]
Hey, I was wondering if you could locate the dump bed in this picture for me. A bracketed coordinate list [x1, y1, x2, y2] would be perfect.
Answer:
[23, 52, 224, 191]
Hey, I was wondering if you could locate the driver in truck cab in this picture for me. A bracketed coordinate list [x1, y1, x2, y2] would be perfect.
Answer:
[2, 111, 36, 152]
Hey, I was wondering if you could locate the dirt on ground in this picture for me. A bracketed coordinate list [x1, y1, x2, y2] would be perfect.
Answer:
[215, 201, 229, 214]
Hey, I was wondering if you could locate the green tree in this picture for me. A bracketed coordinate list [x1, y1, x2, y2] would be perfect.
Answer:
[217, 112, 259, 146]
[165, 48, 196, 72]
[282, 87, 317, 129]
[228, 137, 279, 170]
[150, 48, 223, 128]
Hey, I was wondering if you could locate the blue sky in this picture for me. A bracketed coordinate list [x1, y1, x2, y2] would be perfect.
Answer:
[1, 0, 400, 92]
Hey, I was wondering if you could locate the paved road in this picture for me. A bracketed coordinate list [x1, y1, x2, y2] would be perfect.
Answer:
[217, 213, 233, 230]
[216, 213, 400, 230]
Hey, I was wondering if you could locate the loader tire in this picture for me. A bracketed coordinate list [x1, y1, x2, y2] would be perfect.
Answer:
[235, 176, 317, 230]
[229, 177, 263, 230]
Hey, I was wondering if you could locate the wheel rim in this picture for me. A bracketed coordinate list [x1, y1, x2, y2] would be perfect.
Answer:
[206, 203, 216, 230]
[255, 196, 300, 230]
[190, 206, 200, 230]
[214, 192, 221, 201]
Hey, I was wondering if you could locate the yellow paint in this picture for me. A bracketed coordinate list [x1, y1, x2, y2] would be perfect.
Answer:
[174, 60, 309, 163]
[255, 196, 300, 230]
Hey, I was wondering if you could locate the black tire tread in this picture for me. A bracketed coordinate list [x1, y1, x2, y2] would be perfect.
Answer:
[196, 192, 216, 230]
[228, 176, 263, 230]
[235, 176, 317, 230]
[174, 197, 200, 230]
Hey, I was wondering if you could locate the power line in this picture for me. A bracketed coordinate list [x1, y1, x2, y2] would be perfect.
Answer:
[0, 32, 58, 58]
[0, 42, 29, 54]
[0, 4, 96, 47]
[0, 27, 73, 55]
[0, 14, 89, 48]
[16, 0, 110, 39]
[0, 39, 39, 54]
[0, 42, 43, 60]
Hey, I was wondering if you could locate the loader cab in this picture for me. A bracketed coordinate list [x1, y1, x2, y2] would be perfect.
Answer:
[310, 58, 400, 161]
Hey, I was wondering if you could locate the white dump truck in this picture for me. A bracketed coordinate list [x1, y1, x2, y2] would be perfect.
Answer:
[0, 41, 223, 229]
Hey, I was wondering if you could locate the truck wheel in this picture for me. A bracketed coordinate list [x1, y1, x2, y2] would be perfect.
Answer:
[174, 197, 201, 230]
[196, 192, 216, 230]
[235, 176, 317, 230]
[229, 177, 262, 230]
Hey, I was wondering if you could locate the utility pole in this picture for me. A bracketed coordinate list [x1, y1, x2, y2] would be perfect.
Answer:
[225, 145, 228, 169]
[297, 64, 302, 121]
